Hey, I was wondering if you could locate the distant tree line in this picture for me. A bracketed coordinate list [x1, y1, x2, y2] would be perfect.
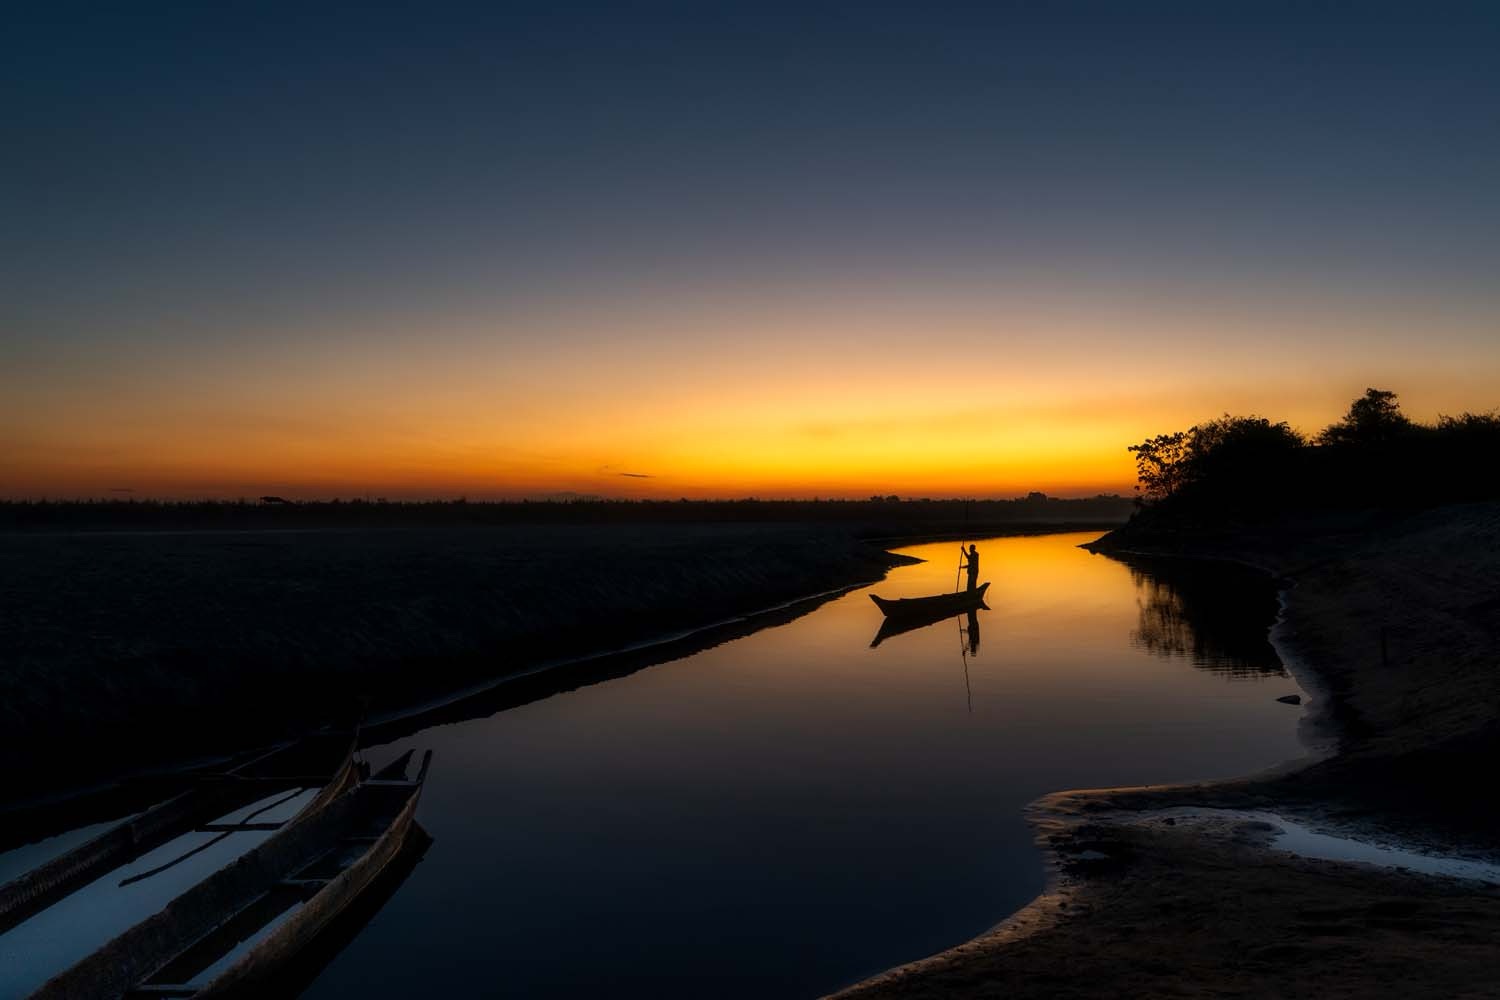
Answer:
[0, 494, 1135, 531]
[1128, 388, 1500, 520]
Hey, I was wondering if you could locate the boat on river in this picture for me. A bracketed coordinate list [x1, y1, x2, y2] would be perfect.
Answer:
[34, 748, 432, 1000]
[0, 733, 359, 936]
[869, 581, 990, 619]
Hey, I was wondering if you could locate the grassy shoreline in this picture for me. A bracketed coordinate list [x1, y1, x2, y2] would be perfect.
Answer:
[835, 502, 1500, 998]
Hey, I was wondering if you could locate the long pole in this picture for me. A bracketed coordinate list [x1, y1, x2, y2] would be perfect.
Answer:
[955, 544, 964, 593]
[957, 615, 973, 714]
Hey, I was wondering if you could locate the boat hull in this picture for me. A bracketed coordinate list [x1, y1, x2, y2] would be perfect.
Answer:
[870, 581, 990, 619]
[200, 764, 428, 998]
[33, 750, 430, 1000]
[0, 734, 357, 937]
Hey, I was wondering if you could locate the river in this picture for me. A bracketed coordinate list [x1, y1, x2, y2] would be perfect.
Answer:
[297, 531, 1306, 998]
[0, 531, 1305, 997]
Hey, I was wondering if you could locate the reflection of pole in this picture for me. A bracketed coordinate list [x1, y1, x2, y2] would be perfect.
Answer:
[957, 615, 973, 714]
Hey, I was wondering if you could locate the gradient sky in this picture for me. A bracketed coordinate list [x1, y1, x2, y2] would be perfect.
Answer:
[5, 2, 1499, 499]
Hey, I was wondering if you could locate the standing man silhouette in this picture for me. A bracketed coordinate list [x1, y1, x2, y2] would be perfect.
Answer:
[963, 544, 979, 592]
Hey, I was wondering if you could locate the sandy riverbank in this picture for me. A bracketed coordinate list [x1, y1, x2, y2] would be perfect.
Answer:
[836, 502, 1500, 998]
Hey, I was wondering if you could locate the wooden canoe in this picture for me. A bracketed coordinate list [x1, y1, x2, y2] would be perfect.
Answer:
[869, 581, 990, 619]
[34, 749, 431, 1000]
[0, 734, 359, 937]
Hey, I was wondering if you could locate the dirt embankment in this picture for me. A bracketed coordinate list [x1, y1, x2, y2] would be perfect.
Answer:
[1091, 502, 1500, 844]
[836, 502, 1500, 999]
[837, 800, 1500, 1000]
[1, 523, 909, 799]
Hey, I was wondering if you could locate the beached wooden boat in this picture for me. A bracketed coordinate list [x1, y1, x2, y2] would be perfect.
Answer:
[34, 749, 431, 1000]
[869, 581, 990, 619]
[0, 734, 359, 937]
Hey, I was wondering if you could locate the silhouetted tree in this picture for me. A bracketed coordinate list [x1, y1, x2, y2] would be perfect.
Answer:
[1128, 431, 1190, 502]
[1128, 416, 1304, 508]
[1435, 411, 1500, 436]
[1316, 387, 1412, 447]
[1181, 415, 1305, 489]
[1123, 388, 1499, 522]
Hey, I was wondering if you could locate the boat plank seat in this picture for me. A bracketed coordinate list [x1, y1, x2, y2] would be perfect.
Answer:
[0, 733, 357, 938]
[278, 877, 330, 890]
[196, 821, 285, 832]
[199, 775, 329, 784]
[36, 749, 432, 1000]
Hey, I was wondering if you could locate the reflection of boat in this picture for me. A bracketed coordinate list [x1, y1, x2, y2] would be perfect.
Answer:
[0, 733, 359, 936]
[36, 748, 432, 1000]
[869, 596, 989, 648]
[870, 582, 990, 619]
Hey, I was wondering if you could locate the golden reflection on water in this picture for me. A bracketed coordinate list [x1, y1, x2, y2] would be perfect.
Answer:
[884, 533, 1135, 601]
[878, 532, 1284, 680]
[301, 530, 1304, 1000]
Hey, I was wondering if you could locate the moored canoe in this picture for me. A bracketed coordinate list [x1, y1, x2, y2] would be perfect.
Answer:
[0, 734, 359, 937]
[33, 749, 431, 1000]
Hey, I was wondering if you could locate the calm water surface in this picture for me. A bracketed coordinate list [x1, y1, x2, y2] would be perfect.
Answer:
[299, 532, 1305, 998]
[0, 532, 1304, 997]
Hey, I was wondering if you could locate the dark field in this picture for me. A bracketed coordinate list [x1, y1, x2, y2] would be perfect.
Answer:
[1, 498, 1131, 806]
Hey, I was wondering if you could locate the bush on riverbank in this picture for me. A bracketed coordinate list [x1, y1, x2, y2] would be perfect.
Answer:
[1126, 389, 1500, 525]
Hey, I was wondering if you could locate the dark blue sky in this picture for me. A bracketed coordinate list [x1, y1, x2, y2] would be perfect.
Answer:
[5, 2, 1499, 497]
[10, 2, 1500, 336]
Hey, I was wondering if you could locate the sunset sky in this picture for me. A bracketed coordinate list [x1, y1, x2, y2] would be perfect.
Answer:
[5, 3, 1499, 499]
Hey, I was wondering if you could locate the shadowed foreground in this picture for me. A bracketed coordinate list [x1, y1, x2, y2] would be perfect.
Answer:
[0, 523, 911, 800]
[837, 801, 1500, 1000]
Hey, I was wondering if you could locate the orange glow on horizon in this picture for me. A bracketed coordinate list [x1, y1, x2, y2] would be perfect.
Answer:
[5, 289, 1498, 501]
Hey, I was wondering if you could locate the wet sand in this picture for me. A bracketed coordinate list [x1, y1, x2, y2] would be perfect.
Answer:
[836, 502, 1500, 999]
[836, 798, 1500, 999]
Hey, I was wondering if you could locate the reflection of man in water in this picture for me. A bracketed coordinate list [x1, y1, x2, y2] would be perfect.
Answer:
[966, 608, 981, 655]
[963, 544, 980, 592]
